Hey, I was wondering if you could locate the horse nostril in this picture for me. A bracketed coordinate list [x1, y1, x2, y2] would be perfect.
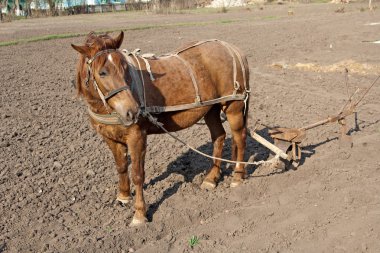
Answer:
[126, 110, 134, 121]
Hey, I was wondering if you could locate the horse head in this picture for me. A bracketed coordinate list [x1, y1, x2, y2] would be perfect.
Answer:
[71, 31, 140, 126]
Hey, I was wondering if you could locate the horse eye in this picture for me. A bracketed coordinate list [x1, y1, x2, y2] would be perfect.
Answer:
[99, 70, 108, 77]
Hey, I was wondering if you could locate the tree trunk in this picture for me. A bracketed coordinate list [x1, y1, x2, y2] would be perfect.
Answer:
[14, 0, 19, 15]
[47, 0, 56, 15]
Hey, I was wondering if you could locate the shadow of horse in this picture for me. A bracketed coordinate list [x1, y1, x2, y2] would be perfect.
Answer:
[0, 242, 7, 253]
[145, 127, 276, 220]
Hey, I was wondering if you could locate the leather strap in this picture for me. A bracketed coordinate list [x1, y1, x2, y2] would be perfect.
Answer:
[104, 85, 130, 100]
[173, 54, 201, 104]
[88, 93, 248, 125]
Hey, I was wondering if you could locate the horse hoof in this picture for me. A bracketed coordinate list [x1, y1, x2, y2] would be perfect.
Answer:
[129, 216, 147, 227]
[230, 180, 242, 188]
[201, 180, 216, 190]
[116, 195, 132, 204]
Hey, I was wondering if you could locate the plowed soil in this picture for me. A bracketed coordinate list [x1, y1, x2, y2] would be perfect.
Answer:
[1, 3, 380, 252]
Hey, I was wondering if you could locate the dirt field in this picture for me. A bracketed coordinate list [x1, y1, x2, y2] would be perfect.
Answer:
[1, 3, 380, 252]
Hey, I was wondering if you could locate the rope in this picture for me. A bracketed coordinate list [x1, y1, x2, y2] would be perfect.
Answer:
[142, 111, 281, 167]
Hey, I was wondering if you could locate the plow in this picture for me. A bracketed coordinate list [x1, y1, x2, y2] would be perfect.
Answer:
[250, 75, 379, 169]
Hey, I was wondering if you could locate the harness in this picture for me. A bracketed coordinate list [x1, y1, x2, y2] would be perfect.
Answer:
[85, 40, 250, 126]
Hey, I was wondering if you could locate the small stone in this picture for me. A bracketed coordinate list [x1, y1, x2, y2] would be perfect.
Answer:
[37, 189, 43, 194]
[43, 243, 49, 251]
[128, 248, 135, 253]
[0, 141, 10, 148]
[344, 196, 353, 204]
[361, 243, 368, 252]
[42, 131, 51, 139]
[53, 161, 62, 169]
[69, 144, 75, 152]
[58, 178, 65, 185]
[86, 169, 96, 177]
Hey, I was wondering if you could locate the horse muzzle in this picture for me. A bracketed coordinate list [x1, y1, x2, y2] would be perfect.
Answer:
[117, 108, 140, 126]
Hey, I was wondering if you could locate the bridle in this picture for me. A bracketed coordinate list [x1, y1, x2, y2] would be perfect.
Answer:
[85, 49, 132, 112]
[85, 49, 141, 126]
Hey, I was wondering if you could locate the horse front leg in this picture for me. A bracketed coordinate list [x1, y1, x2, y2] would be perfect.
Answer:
[103, 137, 131, 204]
[127, 128, 148, 226]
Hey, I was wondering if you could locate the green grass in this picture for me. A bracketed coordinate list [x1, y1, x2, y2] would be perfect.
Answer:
[0, 33, 84, 47]
[310, 0, 331, 3]
[262, 15, 278, 20]
[0, 19, 240, 47]
[220, 19, 234, 24]
[188, 235, 199, 248]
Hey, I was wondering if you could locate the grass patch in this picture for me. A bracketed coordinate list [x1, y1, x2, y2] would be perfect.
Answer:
[309, 0, 331, 3]
[262, 15, 278, 20]
[220, 19, 234, 24]
[0, 19, 240, 47]
[188, 235, 199, 248]
[0, 33, 84, 47]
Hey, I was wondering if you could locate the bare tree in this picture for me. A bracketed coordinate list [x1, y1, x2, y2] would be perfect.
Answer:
[46, 0, 56, 15]
[0, 0, 3, 22]
[14, 0, 19, 15]
[25, 0, 32, 17]
[0, 0, 8, 21]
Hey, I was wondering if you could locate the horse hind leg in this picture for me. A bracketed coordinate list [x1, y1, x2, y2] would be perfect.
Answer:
[201, 105, 226, 190]
[225, 101, 247, 188]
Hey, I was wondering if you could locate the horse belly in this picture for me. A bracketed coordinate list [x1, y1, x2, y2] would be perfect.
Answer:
[146, 106, 212, 134]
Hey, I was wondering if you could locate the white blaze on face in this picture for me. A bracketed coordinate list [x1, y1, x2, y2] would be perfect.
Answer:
[108, 54, 115, 66]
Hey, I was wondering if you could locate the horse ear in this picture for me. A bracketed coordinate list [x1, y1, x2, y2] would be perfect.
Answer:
[71, 44, 91, 58]
[114, 31, 124, 49]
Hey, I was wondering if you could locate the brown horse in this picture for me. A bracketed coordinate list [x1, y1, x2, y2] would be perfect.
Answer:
[71, 31, 250, 226]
